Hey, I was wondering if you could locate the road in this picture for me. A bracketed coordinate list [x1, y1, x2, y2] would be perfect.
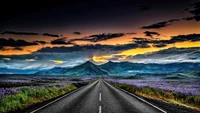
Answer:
[30, 79, 166, 113]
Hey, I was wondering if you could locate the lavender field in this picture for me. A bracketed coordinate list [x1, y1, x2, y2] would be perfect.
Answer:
[106, 79, 200, 96]
[106, 77, 200, 111]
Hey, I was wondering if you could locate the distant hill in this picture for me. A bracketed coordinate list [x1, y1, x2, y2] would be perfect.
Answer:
[100, 61, 200, 75]
[0, 68, 38, 74]
[35, 61, 200, 77]
[36, 67, 68, 75]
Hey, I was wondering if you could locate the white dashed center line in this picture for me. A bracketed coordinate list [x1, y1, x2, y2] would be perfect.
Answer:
[99, 93, 101, 101]
[99, 106, 102, 113]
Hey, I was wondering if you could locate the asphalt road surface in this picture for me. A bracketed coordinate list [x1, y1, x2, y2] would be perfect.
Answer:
[29, 79, 167, 113]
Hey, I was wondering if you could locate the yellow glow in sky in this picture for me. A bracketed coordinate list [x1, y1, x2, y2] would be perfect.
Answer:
[92, 55, 113, 63]
[2, 58, 11, 61]
[51, 60, 64, 64]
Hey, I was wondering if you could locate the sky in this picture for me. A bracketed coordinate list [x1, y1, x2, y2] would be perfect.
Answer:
[0, 0, 200, 70]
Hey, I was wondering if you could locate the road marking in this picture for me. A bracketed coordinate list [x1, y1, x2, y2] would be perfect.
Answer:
[103, 80, 167, 113]
[99, 106, 102, 113]
[30, 80, 99, 113]
[99, 93, 101, 101]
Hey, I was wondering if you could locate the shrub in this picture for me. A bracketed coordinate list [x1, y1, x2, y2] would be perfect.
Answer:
[0, 84, 78, 113]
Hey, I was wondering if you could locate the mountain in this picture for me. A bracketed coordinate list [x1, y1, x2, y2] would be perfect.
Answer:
[34, 61, 200, 77]
[0, 68, 38, 74]
[36, 67, 68, 75]
[62, 61, 110, 76]
[100, 61, 200, 75]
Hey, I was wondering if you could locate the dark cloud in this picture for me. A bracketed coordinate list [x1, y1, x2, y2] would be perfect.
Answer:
[1, 31, 39, 35]
[34, 41, 47, 44]
[183, 2, 200, 21]
[70, 33, 126, 42]
[0, 46, 23, 51]
[43, 33, 60, 37]
[182, 16, 195, 21]
[126, 32, 136, 35]
[170, 34, 200, 42]
[132, 37, 151, 44]
[189, 2, 200, 16]
[140, 5, 151, 11]
[144, 31, 160, 38]
[0, 46, 5, 50]
[182, 15, 200, 21]
[141, 19, 180, 29]
[0, 31, 64, 38]
[194, 15, 200, 21]
[138, 43, 150, 48]
[153, 43, 167, 48]
[133, 34, 200, 48]
[36, 44, 138, 53]
[0, 38, 38, 47]
[167, 19, 180, 22]
[73, 32, 81, 35]
[141, 21, 170, 29]
[51, 37, 74, 45]
[13, 47, 23, 51]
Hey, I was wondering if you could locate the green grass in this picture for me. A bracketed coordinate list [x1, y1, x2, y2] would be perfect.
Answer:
[108, 82, 200, 111]
[0, 82, 91, 113]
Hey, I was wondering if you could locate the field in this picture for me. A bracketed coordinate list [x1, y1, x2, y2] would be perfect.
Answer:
[0, 75, 96, 113]
[106, 77, 200, 111]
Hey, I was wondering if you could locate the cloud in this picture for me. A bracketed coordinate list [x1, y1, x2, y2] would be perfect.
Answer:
[25, 59, 35, 62]
[183, 2, 200, 21]
[129, 47, 200, 63]
[133, 34, 200, 48]
[0, 38, 38, 47]
[140, 5, 151, 11]
[13, 47, 23, 51]
[0, 42, 139, 70]
[170, 34, 200, 43]
[70, 33, 126, 42]
[141, 19, 180, 29]
[34, 41, 47, 44]
[182, 16, 195, 21]
[138, 43, 151, 48]
[0, 46, 4, 50]
[189, 2, 200, 16]
[144, 31, 160, 38]
[0, 31, 64, 38]
[1, 31, 39, 35]
[126, 32, 136, 35]
[152, 43, 167, 48]
[36, 44, 138, 53]
[73, 32, 81, 35]
[0, 46, 23, 51]
[43, 33, 60, 37]
[51, 37, 74, 45]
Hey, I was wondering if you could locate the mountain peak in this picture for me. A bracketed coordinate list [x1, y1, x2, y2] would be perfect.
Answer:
[108, 60, 114, 63]
[62, 60, 110, 76]
[83, 61, 96, 66]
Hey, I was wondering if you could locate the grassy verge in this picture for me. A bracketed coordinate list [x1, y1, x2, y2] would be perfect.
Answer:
[108, 81, 200, 111]
[0, 81, 91, 113]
